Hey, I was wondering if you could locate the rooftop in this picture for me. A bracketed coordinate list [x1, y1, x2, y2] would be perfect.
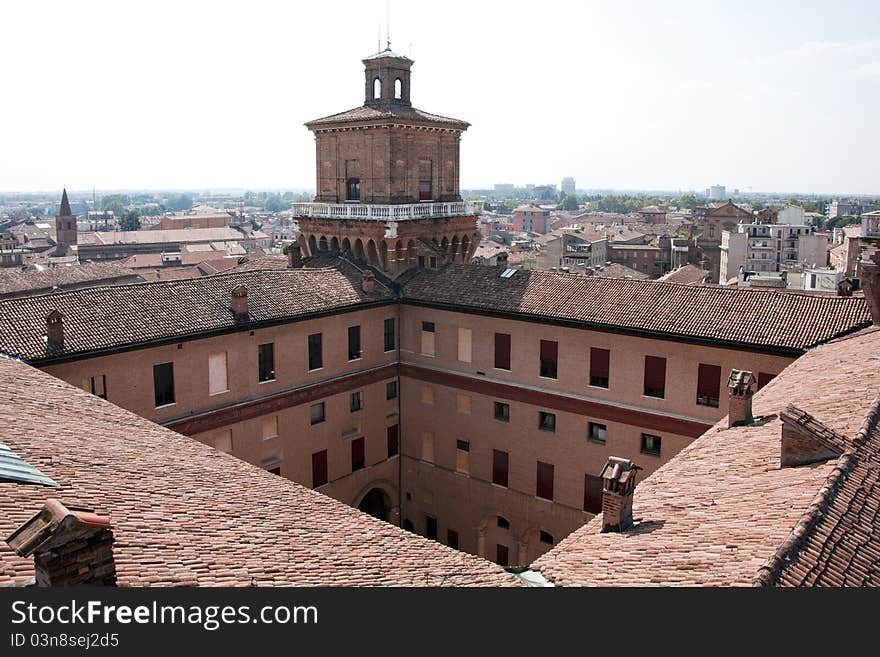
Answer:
[401, 264, 871, 353]
[306, 104, 469, 130]
[0, 357, 516, 587]
[78, 227, 252, 246]
[0, 263, 142, 299]
[657, 264, 711, 285]
[532, 327, 880, 586]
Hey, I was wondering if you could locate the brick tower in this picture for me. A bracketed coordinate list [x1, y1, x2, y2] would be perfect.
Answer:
[54, 188, 77, 256]
[295, 46, 482, 277]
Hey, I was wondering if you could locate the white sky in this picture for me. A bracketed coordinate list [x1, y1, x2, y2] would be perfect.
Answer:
[2, 0, 879, 195]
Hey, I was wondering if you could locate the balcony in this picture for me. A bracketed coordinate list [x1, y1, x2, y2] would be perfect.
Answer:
[292, 201, 483, 222]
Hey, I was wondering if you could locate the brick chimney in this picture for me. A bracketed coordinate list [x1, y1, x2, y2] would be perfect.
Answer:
[599, 457, 641, 533]
[727, 369, 757, 427]
[779, 405, 843, 467]
[286, 241, 303, 269]
[496, 252, 509, 267]
[861, 257, 880, 326]
[5, 499, 116, 586]
[361, 270, 376, 294]
[46, 310, 64, 349]
[836, 277, 854, 297]
[231, 285, 248, 320]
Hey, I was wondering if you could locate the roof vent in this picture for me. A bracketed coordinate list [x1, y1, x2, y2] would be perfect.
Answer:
[779, 405, 844, 468]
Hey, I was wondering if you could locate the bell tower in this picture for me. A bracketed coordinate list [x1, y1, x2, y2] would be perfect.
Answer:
[294, 46, 481, 278]
[54, 188, 77, 256]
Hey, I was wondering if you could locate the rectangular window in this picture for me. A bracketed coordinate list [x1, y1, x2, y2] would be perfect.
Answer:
[351, 437, 365, 472]
[456, 393, 471, 414]
[494, 333, 511, 370]
[457, 327, 472, 363]
[89, 375, 107, 400]
[644, 355, 667, 398]
[584, 474, 603, 514]
[456, 439, 470, 474]
[696, 363, 722, 407]
[153, 362, 175, 407]
[589, 347, 610, 388]
[758, 372, 776, 390]
[539, 340, 558, 379]
[308, 333, 323, 370]
[310, 402, 325, 425]
[421, 431, 434, 462]
[539, 411, 556, 432]
[214, 429, 232, 454]
[496, 544, 509, 567]
[420, 321, 435, 356]
[641, 433, 662, 457]
[386, 380, 398, 400]
[384, 318, 396, 352]
[312, 450, 328, 488]
[208, 352, 228, 396]
[350, 391, 363, 413]
[348, 325, 361, 360]
[421, 384, 434, 404]
[492, 449, 509, 488]
[261, 415, 279, 440]
[258, 343, 275, 382]
[588, 422, 607, 445]
[387, 424, 399, 458]
[447, 529, 459, 550]
[425, 516, 437, 540]
[537, 461, 555, 500]
[494, 401, 510, 422]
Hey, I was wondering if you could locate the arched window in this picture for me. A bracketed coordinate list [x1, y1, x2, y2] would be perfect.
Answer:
[394, 78, 403, 99]
[346, 178, 360, 201]
[373, 78, 381, 99]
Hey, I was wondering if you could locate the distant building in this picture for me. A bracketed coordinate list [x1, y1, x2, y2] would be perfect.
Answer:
[827, 199, 877, 218]
[719, 221, 828, 283]
[707, 185, 726, 201]
[776, 205, 806, 226]
[493, 183, 515, 193]
[561, 177, 576, 195]
[512, 205, 550, 234]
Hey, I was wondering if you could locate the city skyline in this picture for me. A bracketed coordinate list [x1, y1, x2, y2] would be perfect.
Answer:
[2, 0, 879, 194]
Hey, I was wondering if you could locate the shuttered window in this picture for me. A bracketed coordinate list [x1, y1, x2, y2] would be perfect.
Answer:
[584, 474, 603, 513]
[457, 327, 472, 363]
[493, 450, 509, 487]
[644, 355, 667, 398]
[539, 340, 558, 378]
[153, 362, 175, 407]
[589, 348, 610, 388]
[384, 318, 395, 352]
[536, 461, 554, 500]
[387, 425, 399, 458]
[308, 333, 322, 370]
[696, 363, 722, 407]
[348, 325, 361, 360]
[494, 333, 511, 370]
[420, 322, 435, 356]
[208, 352, 228, 396]
[311, 450, 328, 488]
[351, 437, 365, 472]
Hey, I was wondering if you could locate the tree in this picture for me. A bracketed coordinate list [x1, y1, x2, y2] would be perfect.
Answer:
[103, 200, 125, 218]
[558, 195, 579, 211]
[166, 194, 193, 212]
[120, 210, 141, 231]
[264, 194, 290, 213]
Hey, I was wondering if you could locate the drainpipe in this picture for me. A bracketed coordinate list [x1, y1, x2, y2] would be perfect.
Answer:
[395, 292, 403, 527]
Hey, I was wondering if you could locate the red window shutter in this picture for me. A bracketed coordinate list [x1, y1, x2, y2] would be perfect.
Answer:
[584, 474, 603, 514]
[494, 333, 511, 370]
[644, 356, 667, 395]
[496, 544, 509, 567]
[539, 340, 558, 362]
[697, 363, 722, 400]
[386, 424, 399, 457]
[537, 461, 554, 500]
[351, 438, 365, 471]
[312, 450, 327, 488]
[590, 347, 609, 378]
[493, 449, 509, 487]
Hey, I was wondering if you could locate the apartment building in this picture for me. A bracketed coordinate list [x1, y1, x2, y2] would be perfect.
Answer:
[720, 221, 828, 282]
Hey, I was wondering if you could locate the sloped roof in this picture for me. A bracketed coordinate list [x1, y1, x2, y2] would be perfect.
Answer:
[657, 264, 711, 285]
[307, 104, 469, 129]
[0, 263, 142, 299]
[531, 327, 880, 586]
[401, 264, 871, 352]
[0, 357, 516, 587]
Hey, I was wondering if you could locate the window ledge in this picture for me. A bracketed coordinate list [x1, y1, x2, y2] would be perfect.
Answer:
[258, 378, 276, 385]
[155, 402, 177, 410]
[209, 390, 229, 397]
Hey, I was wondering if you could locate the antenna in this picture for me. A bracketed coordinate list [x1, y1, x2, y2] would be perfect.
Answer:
[378, 19, 381, 53]
[386, 0, 390, 49]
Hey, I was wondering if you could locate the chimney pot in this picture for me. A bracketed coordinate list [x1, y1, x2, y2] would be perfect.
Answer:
[361, 270, 376, 294]
[727, 369, 757, 427]
[287, 241, 303, 268]
[46, 310, 64, 348]
[231, 285, 248, 319]
[5, 499, 116, 587]
[599, 456, 641, 533]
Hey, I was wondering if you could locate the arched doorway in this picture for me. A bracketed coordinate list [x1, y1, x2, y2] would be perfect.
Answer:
[318, 236, 328, 252]
[357, 488, 391, 522]
[366, 239, 380, 267]
[354, 239, 366, 262]
[307, 234, 317, 256]
[331, 236, 340, 253]
[342, 237, 352, 253]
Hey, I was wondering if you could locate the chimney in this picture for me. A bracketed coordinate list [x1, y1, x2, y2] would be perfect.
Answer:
[5, 499, 116, 586]
[231, 285, 248, 320]
[361, 270, 376, 294]
[496, 251, 509, 267]
[727, 369, 757, 427]
[599, 457, 641, 533]
[861, 257, 880, 326]
[286, 241, 303, 268]
[46, 310, 64, 348]
[836, 277, 854, 297]
[779, 405, 843, 468]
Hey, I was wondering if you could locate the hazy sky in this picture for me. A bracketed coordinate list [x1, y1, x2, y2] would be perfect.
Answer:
[2, 0, 879, 194]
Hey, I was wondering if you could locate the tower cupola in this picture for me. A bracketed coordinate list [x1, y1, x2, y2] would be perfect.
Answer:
[363, 47, 412, 107]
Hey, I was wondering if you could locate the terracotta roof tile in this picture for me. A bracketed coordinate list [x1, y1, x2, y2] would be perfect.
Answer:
[0, 358, 516, 587]
[402, 264, 871, 352]
[306, 104, 469, 129]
